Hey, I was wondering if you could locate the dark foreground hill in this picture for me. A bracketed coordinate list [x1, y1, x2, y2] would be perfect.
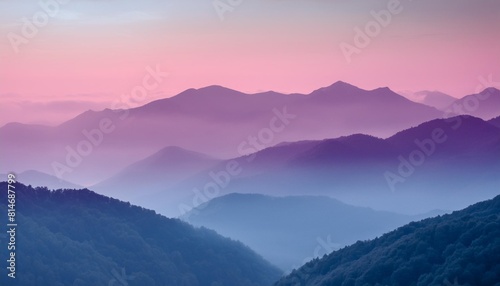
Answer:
[275, 194, 500, 286]
[0, 182, 282, 286]
[489, 116, 500, 128]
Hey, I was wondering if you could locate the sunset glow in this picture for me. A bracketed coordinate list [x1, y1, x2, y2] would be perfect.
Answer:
[1, 0, 499, 125]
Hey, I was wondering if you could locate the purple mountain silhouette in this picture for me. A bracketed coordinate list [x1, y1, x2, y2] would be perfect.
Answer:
[445, 87, 500, 120]
[387, 115, 500, 155]
[143, 116, 499, 216]
[0, 81, 443, 185]
[488, 116, 500, 128]
[93, 146, 220, 201]
[401, 90, 456, 110]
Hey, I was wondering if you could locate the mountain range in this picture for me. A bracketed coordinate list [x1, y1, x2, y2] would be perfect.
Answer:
[400, 90, 457, 110]
[93, 146, 220, 201]
[0, 81, 444, 185]
[2, 82, 499, 217]
[3, 83, 498, 189]
[446, 87, 500, 120]
[128, 115, 500, 217]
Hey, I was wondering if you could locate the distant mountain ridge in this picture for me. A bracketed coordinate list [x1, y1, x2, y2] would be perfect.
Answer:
[445, 87, 500, 120]
[142, 115, 500, 217]
[93, 146, 220, 201]
[400, 90, 457, 110]
[185, 193, 441, 271]
[0, 81, 442, 185]
[275, 194, 500, 286]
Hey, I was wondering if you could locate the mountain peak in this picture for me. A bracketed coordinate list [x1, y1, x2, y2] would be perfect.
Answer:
[326, 80, 360, 91]
[480, 87, 500, 95]
[331, 80, 355, 87]
[197, 85, 231, 91]
[309, 81, 363, 97]
[196, 85, 244, 95]
[374, 86, 391, 92]
[370, 86, 410, 101]
[171, 85, 246, 102]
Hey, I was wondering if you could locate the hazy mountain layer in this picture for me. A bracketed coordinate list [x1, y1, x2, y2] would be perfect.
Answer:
[185, 193, 441, 271]
[275, 194, 500, 286]
[143, 115, 500, 216]
[0, 82, 442, 185]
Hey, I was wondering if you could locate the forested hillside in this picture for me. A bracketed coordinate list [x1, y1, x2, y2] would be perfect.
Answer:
[275, 194, 500, 286]
[0, 183, 281, 286]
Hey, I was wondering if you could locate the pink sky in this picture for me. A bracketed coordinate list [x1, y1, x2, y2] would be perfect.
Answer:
[1, 0, 499, 126]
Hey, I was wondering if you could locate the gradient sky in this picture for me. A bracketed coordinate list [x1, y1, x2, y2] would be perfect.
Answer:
[1, 0, 499, 125]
